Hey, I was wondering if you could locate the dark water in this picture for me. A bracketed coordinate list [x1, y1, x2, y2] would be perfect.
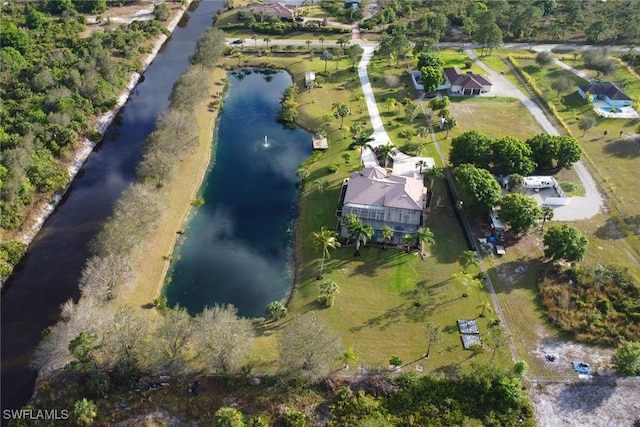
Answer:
[164, 70, 312, 318]
[0, 0, 224, 416]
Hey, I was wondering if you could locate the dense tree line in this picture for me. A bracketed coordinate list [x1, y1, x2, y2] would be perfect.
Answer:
[366, 0, 640, 45]
[0, 2, 168, 237]
[450, 130, 582, 175]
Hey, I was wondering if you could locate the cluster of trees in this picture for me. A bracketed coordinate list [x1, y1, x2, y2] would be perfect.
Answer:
[0, 241, 27, 280]
[451, 130, 582, 176]
[0, 2, 168, 232]
[326, 363, 534, 426]
[33, 303, 256, 387]
[368, 0, 640, 46]
[320, 0, 364, 24]
[277, 84, 299, 124]
[539, 263, 640, 345]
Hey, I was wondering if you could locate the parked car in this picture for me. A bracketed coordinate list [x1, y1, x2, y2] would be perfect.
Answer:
[295, 16, 304, 22]
[231, 39, 243, 44]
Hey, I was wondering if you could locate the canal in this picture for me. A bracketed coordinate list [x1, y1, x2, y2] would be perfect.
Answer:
[0, 0, 225, 416]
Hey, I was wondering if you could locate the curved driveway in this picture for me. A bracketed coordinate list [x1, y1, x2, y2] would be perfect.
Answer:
[466, 49, 604, 221]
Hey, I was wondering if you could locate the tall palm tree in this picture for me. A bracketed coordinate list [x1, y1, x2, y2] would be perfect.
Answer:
[417, 126, 429, 143]
[312, 227, 341, 280]
[376, 143, 395, 168]
[252, 35, 258, 47]
[415, 227, 435, 252]
[321, 50, 333, 72]
[332, 102, 350, 129]
[352, 131, 374, 155]
[305, 40, 312, 52]
[263, 37, 271, 49]
[381, 226, 393, 250]
[541, 206, 554, 231]
[319, 36, 325, 48]
[345, 215, 373, 256]
[459, 250, 479, 272]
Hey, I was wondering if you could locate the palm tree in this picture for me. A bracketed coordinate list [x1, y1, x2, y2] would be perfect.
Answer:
[385, 97, 397, 113]
[345, 216, 373, 256]
[477, 301, 493, 318]
[312, 227, 341, 280]
[321, 50, 333, 72]
[263, 37, 271, 50]
[403, 234, 414, 253]
[381, 226, 393, 250]
[352, 131, 374, 155]
[319, 36, 325, 48]
[541, 206, 554, 231]
[376, 143, 395, 168]
[349, 122, 363, 138]
[305, 40, 312, 52]
[415, 227, 435, 252]
[319, 280, 339, 307]
[444, 116, 458, 139]
[453, 272, 482, 298]
[252, 35, 258, 47]
[337, 36, 350, 49]
[459, 250, 479, 272]
[417, 126, 429, 143]
[332, 101, 350, 129]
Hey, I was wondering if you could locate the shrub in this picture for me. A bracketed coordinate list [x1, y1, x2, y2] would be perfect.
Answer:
[327, 164, 339, 173]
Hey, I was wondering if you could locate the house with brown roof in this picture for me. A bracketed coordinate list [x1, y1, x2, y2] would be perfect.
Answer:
[242, 2, 298, 20]
[337, 166, 427, 244]
[577, 82, 633, 107]
[439, 67, 492, 96]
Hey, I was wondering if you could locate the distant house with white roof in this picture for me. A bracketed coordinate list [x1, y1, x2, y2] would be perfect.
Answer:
[337, 166, 427, 244]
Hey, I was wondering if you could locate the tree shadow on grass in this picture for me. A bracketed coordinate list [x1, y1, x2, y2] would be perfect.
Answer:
[602, 138, 640, 158]
[594, 215, 632, 240]
[350, 304, 406, 332]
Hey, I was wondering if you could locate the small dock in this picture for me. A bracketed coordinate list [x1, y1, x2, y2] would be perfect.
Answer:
[312, 134, 328, 150]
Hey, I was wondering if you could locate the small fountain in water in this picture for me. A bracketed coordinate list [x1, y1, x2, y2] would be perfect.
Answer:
[264, 135, 269, 148]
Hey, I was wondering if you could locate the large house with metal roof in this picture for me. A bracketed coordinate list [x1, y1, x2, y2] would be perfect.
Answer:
[337, 166, 427, 244]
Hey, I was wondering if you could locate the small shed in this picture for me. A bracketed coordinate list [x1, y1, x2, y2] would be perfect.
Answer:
[305, 71, 316, 89]
[312, 133, 328, 150]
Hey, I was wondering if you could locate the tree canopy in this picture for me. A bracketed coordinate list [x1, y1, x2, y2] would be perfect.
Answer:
[543, 224, 588, 263]
[491, 136, 535, 176]
[455, 164, 502, 217]
[450, 130, 493, 169]
[498, 193, 542, 235]
[279, 312, 342, 382]
[612, 342, 640, 376]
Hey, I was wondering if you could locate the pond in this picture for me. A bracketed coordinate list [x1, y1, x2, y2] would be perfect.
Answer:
[163, 69, 312, 318]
